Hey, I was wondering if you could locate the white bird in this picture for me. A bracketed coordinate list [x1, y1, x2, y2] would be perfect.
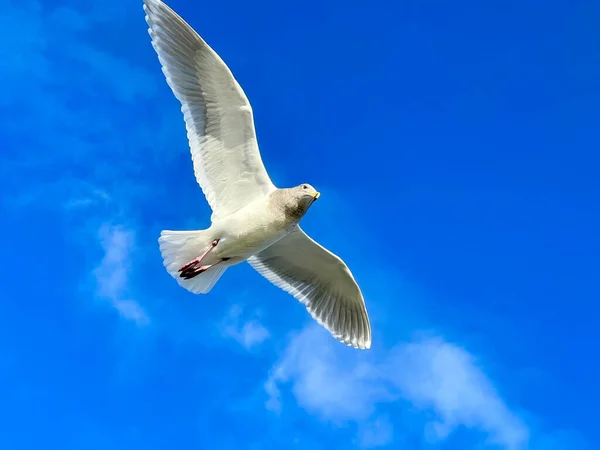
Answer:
[144, 0, 371, 349]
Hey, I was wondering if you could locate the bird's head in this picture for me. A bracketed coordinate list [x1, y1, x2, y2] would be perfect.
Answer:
[294, 183, 320, 202]
[279, 183, 320, 220]
[294, 183, 320, 209]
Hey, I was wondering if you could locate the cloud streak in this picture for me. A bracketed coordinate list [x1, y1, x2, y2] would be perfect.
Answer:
[0, 0, 166, 327]
[388, 337, 529, 448]
[93, 224, 149, 325]
[265, 325, 529, 449]
[220, 305, 270, 350]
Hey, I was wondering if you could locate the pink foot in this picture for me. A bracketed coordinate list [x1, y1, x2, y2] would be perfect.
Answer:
[178, 239, 219, 273]
[180, 264, 212, 280]
[178, 258, 201, 273]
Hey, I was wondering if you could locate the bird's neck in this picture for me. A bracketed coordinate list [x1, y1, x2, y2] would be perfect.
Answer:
[269, 189, 308, 224]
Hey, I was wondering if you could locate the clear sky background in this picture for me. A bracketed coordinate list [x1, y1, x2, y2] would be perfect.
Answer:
[0, 0, 598, 449]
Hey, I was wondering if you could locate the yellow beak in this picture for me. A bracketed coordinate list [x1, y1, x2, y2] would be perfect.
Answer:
[313, 191, 321, 200]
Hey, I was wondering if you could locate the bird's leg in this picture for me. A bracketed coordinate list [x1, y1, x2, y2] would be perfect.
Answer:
[179, 258, 230, 280]
[178, 239, 219, 274]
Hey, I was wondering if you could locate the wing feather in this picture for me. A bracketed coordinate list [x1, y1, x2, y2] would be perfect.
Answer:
[144, 0, 275, 220]
[248, 226, 371, 349]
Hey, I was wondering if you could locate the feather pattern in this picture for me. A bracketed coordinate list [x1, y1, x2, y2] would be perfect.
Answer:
[249, 226, 371, 349]
[144, 0, 275, 221]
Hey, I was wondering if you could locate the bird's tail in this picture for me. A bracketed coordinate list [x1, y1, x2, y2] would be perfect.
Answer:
[158, 229, 227, 294]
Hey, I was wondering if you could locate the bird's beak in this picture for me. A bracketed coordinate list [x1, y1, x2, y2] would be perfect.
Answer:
[312, 191, 320, 200]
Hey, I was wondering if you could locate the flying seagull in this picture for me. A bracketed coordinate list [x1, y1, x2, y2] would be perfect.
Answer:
[143, 0, 372, 349]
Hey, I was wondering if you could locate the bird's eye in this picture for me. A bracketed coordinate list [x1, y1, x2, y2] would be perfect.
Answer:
[302, 185, 307, 190]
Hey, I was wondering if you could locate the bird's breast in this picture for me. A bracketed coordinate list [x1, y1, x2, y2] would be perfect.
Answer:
[212, 200, 293, 259]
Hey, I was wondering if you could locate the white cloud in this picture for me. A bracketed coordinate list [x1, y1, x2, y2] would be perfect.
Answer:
[0, 2, 160, 329]
[220, 305, 270, 350]
[265, 325, 529, 449]
[386, 337, 528, 448]
[93, 224, 149, 326]
[265, 325, 390, 421]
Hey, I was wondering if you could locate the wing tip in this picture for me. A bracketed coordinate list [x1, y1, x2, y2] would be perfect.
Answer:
[142, 0, 157, 17]
[345, 335, 372, 350]
[142, 0, 160, 9]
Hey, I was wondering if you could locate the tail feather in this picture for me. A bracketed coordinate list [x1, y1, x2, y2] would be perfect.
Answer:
[158, 229, 226, 294]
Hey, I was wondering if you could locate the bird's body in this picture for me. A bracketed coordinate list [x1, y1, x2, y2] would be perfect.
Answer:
[212, 207, 284, 261]
[204, 191, 304, 262]
[144, 0, 373, 349]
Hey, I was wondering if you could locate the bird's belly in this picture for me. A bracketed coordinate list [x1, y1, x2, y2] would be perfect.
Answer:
[212, 205, 290, 259]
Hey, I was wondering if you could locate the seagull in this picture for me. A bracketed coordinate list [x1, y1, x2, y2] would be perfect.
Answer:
[143, 0, 371, 349]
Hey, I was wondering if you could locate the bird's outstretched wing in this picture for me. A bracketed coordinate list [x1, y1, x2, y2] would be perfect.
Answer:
[248, 226, 371, 349]
[144, 0, 276, 220]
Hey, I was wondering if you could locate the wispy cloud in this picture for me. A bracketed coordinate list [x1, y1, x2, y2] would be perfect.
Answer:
[93, 224, 149, 326]
[0, 1, 166, 327]
[388, 336, 529, 448]
[0, 0, 164, 213]
[220, 305, 270, 350]
[265, 325, 529, 449]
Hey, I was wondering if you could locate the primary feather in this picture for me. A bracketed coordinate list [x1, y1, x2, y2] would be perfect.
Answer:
[144, 0, 275, 221]
[249, 226, 371, 349]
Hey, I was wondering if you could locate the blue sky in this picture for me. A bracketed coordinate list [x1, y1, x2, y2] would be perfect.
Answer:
[0, 0, 598, 448]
